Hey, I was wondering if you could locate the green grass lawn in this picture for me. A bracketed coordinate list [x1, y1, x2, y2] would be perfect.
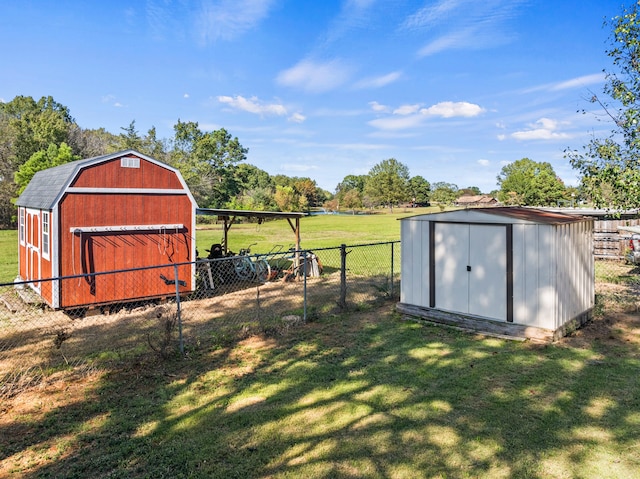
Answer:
[0, 230, 17, 283]
[2, 304, 638, 478]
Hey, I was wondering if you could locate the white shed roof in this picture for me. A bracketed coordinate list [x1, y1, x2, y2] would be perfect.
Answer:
[401, 207, 592, 225]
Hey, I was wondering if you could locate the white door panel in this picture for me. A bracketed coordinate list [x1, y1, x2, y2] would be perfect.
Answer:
[469, 225, 506, 320]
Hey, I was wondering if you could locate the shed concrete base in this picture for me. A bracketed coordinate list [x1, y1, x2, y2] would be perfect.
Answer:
[396, 303, 593, 343]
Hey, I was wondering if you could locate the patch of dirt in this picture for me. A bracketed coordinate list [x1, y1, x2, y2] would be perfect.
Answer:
[560, 310, 640, 349]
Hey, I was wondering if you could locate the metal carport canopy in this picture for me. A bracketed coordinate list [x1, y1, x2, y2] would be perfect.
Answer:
[195, 208, 308, 253]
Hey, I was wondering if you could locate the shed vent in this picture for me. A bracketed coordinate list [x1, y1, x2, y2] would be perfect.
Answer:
[120, 156, 140, 168]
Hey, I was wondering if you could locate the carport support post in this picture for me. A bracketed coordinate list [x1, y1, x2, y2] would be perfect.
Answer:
[339, 244, 347, 310]
[173, 263, 184, 355]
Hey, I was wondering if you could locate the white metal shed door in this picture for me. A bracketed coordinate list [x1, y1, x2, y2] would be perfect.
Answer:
[434, 223, 507, 321]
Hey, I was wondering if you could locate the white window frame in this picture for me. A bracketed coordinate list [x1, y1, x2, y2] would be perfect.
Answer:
[120, 156, 140, 168]
[42, 211, 50, 260]
[19, 208, 25, 245]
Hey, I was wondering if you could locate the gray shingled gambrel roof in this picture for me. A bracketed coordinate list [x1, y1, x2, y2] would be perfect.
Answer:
[15, 149, 189, 210]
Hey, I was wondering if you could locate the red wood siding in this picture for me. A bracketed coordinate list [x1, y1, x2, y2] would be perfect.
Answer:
[71, 157, 183, 190]
[58, 193, 193, 308]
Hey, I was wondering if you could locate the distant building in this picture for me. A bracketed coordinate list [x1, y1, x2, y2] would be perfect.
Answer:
[455, 195, 498, 207]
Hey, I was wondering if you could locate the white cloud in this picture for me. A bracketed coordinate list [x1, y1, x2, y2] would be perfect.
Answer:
[368, 114, 425, 131]
[418, 28, 477, 57]
[369, 100, 484, 130]
[403, 0, 527, 56]
[478, 159, 490, 166]
[394, 104, 422, 115]
[403, 0, 466, 29]
[276, 59, 353, 93]
[102, 94, 125, 108]
[510, 117, 571, 141]
[421, 101, 484, 118]
[369, 101, 389, 112]
[550, 73, 606, 91]
[288, 112, 306, 123]
[321, 0, 379, 46]
[523, 73, 607, 94]
[195, 0, 276, 44]
[355, 71, 402, 89]
[183, 93, 190, 99]
[217, 95, 288, 116]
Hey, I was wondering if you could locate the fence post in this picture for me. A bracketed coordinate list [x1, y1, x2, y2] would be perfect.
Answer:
[173, 263, 184, 355]
[390, 241, 395, 298]
[303, 251, 308, 322]
[339, 244, 347, 310]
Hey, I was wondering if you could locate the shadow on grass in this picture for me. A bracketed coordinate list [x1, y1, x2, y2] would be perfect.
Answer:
[1, 300, 639, 478]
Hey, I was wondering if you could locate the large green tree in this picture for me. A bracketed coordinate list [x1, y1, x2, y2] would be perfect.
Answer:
[169, 121, 248, 208]
[66, 125, 117, 158]
[408, 175, 431, 205]
[15, 142, 79, 195]
[0, 95, 76, 227]
[497, 158, 566, 206]
[234, 164, 274, 192]
[430, 182, 459, 208]
[116, 121, 168, 160]
[363, 158, 410, 211]
[0, 96, 74, 170]
[332, 174, 367, 211]
[567, 1, 640, 209]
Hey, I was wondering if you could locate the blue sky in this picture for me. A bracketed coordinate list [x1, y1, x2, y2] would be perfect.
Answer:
[0, 0, 621, 193]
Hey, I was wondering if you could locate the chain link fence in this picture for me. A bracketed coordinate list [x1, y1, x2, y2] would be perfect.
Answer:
[0, 241, 400, 399]
[594, 257, 640, 313]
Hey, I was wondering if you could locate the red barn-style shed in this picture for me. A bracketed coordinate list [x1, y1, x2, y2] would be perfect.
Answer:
[15, 150, 197, 309]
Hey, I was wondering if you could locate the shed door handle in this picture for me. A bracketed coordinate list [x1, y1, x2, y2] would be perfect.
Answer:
[467, 265, 472, 272]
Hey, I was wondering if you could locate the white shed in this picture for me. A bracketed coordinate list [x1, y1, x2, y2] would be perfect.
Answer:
[397, 207, 594, 341]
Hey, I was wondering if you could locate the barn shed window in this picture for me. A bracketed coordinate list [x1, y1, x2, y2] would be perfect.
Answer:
[120, 157, 140, 168]
[19, 208, 25, 245]
[42, 212, 50, 259]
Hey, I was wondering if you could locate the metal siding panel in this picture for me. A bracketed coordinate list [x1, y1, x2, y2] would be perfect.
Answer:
[401, 219, 418, 305]
[530, 224, 544, 327]
[521, 224, 545, 328]
[420, 220, 430, 307]
[562, 221, 594, 325]
[556, 224, 567, 328]
[586, 221, 596, 307]
[512, 224, 527, 324]
[400, 220, 411, 304]
[537, 225, 556, 330]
